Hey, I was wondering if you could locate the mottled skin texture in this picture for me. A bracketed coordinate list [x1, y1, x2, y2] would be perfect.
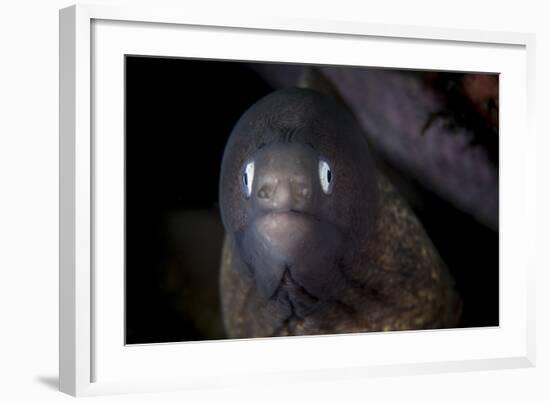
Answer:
[219, 88, 461, 338]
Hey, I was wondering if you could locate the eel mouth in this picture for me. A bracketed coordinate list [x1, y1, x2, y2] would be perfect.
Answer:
[253, 210, 320, 256]
[236, 209, 346, 317]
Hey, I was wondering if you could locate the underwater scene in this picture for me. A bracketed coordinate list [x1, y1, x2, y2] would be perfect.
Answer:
[125, 56, 498, 344]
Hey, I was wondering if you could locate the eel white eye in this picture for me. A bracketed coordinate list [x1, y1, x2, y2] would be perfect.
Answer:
[319, 159, 333, 194]
[242, 161, 255, 198]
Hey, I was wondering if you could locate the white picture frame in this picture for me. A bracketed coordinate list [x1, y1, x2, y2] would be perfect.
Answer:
[59, 3, 536, 397]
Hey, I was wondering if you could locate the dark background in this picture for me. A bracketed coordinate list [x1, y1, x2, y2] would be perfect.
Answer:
[125, 56, 499, 344]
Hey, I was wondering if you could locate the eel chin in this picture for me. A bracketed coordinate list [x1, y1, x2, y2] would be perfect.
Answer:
[236, 211, 347, 317]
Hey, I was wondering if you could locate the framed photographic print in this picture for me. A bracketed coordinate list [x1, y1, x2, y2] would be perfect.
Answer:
[59, 4, 536, 396]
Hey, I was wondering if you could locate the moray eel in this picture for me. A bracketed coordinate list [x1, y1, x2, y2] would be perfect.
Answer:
[219, 88, 461, 338]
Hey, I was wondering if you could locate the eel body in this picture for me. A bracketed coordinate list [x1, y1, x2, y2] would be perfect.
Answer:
[219, 88, 461, 338]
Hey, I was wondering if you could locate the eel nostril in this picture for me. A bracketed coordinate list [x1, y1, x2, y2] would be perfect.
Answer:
[292, 182, 311, 201]
[257, 182, 276, 200]
[257, 179, 311, 208]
